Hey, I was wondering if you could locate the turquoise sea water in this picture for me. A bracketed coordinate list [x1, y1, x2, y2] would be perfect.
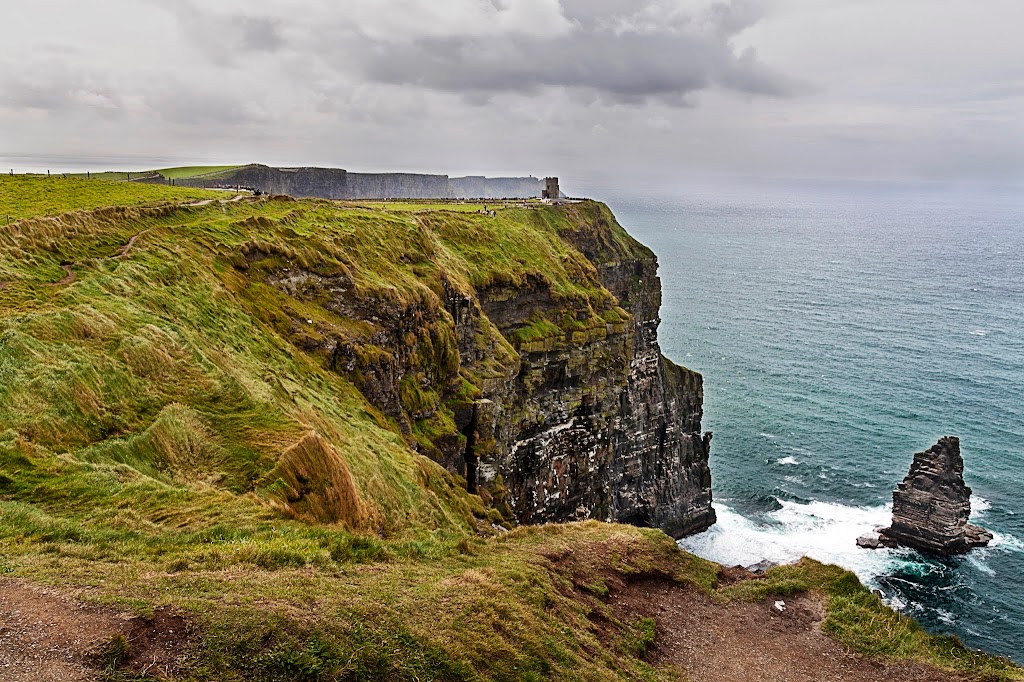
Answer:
[599, 182, 1024, 663]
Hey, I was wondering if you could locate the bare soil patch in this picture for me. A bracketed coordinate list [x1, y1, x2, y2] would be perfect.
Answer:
[46, 264, 75, 286]
[612, 577, 970, 682]
[0, 579, 188, 681]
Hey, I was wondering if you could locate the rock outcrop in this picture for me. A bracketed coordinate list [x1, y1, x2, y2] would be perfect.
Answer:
[858, 436, 992, 555]
[255, 201, 715, 537]
[475, 220, 716, 536]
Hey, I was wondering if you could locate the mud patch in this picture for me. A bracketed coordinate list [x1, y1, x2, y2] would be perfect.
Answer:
[118, 607, 190, 677]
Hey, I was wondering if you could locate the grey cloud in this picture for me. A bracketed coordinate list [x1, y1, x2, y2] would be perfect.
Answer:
[154, 0, 793, 105]
[333, 1, 796, 104]
[144, 83, 270, 125]
[0, 60, 124, 115]
[154, 0, 286, 66]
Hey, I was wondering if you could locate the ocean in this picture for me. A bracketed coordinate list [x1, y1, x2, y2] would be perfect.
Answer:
[598, 181, 1024, 663]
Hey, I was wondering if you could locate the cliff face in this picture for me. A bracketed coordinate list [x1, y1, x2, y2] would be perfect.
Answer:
[467, 219, 714, 535]
[173, 164, 543, 199]
[269, 201, 716, 537]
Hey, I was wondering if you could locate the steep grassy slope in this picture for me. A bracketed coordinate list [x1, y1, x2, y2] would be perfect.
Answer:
[0, 177, 1018, 681]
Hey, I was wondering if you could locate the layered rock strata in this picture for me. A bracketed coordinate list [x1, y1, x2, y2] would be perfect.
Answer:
[254, 202, 715, 537]
[474, 235, 716, 536]
[858, 436, 992, 555]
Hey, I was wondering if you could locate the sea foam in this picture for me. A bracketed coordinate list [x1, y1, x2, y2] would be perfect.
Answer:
[680, 500, 909, 586]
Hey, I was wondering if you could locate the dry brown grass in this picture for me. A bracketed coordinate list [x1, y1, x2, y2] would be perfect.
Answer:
[267, 431, 369, 528]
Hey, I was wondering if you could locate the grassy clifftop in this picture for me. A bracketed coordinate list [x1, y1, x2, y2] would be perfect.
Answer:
[0, 177, 1018, 680]
[0, 175, 223, 221]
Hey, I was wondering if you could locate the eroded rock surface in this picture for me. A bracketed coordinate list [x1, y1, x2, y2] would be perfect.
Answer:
[860, 437, 992, 555]
[250, 202, 715, 537]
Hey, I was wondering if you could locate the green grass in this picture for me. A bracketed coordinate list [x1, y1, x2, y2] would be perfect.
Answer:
[342, 200, 541, 213]
[65, 172, 145, 181]
[152, 165, 244, 180]
[0, 176, 1018, 680]
[0, 175, 222, 221]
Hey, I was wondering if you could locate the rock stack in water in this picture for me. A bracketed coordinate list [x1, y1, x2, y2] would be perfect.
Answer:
[858, 436, 992, 555]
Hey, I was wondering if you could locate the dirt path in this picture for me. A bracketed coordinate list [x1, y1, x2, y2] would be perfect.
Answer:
[0, 580, 187, 682]
[0, 580, 125, 681]
[45, 264, 75, 286]
[613, 579, 968, 682]
[115, 230, 148, 259]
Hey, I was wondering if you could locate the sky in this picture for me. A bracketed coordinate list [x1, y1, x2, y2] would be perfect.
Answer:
[2, 0, 1023, 191]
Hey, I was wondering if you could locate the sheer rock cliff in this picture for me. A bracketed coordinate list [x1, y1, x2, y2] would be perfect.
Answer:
[259, 201, 715, 537]
[170, 164, 544, 199]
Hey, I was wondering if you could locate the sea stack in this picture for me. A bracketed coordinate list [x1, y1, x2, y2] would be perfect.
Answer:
[858, 436, 992, 555]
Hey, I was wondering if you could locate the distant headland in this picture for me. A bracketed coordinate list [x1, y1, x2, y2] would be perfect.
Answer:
[99, 163, 559, 200]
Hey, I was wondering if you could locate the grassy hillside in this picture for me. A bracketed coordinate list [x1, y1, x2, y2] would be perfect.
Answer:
[0, 175, 223, 221]
[153, 165, 244, 180]
[0, 177, 1018, 680]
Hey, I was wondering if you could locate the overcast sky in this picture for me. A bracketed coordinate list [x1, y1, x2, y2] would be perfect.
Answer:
[3, 0, 1022, 190]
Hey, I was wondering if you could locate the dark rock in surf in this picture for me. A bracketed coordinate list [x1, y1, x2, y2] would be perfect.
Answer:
[858, 436, 992, 555]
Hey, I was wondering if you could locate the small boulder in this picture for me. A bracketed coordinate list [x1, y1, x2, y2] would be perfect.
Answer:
[746, 559, 778, 574]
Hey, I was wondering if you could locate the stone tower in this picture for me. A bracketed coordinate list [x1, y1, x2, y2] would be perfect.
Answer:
[542, 177, 560, 200]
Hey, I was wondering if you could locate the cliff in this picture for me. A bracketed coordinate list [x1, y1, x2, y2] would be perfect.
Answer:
[263, 200, 715, 536]
[167, 163, 544, 199]
[471, 209, 715, 535]
[1, 176, 1019, 681]
[0, 179, 713, 541]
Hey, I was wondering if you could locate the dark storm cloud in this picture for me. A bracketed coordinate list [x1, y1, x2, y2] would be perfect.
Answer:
[331, 1, 798, 104]
[352, 29, 795, 104]
[154, 0, 795, 105]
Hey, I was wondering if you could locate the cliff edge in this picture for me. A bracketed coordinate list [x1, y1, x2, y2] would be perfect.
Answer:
[268, 200, 715, 536]
[477, 203, 715, 536]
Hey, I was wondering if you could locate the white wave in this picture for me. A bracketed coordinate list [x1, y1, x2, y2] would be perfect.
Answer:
[680, 500, 909, 585]
[990, 530, 1024, 554]
[759, 432, 777, 439]
[969, 329, 988, 336]
[971, 495, 991, 515]
[776, 456, 800, 466]
[967, 554, 996, 577]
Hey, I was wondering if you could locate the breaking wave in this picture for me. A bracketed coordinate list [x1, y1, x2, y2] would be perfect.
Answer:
[679, 500, 907, 585]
